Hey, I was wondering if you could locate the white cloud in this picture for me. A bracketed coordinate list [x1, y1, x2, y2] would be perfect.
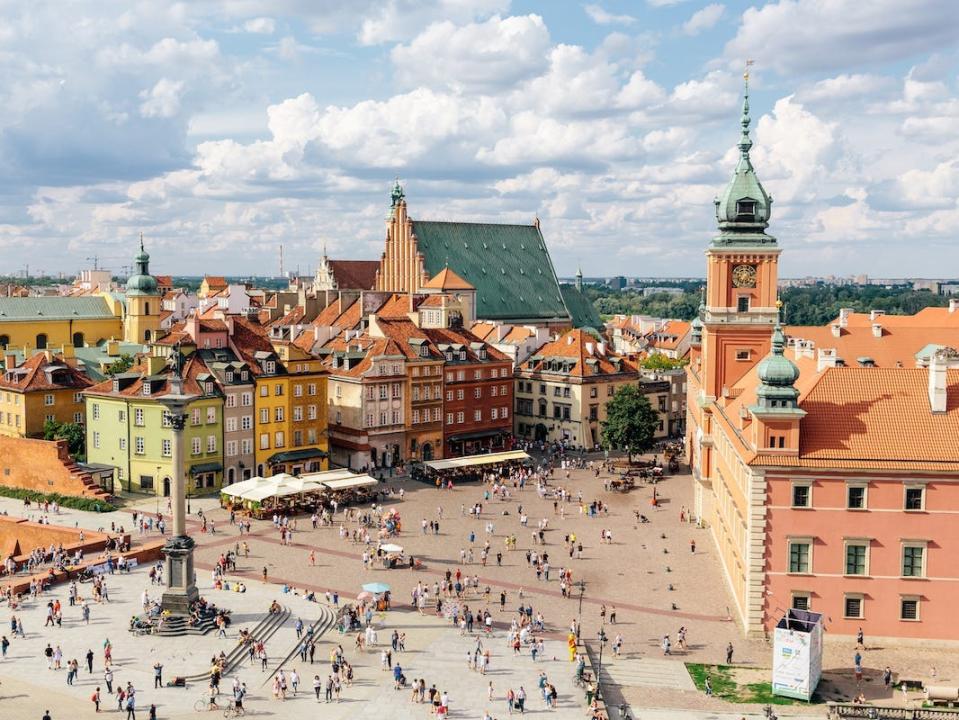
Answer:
[358, 0, 509, 45]
[584, 4, 636, 25]
[726, 0, 959, 75]
[391, 15, 551, 92]
[682, 4, 724, 35]
[794, 73, 892, 104]
[139, 78, 185, 119]
[243, 17, 275, 34]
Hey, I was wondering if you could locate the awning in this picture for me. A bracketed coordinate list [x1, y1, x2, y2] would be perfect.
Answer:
[189, 462, 222, 475]
[78, 462, 115, 477]
[423, 450, 531, 473]
[447, 429, 509, 442]
[267, 448, 329, 465]
[322, 475, 378, 491]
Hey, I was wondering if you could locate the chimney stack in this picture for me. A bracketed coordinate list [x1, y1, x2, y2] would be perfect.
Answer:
[838, 308, 852, 327]
[928, 347, 959, 413]
[950, 298, 959, 314]
[871, 323, 883, 338]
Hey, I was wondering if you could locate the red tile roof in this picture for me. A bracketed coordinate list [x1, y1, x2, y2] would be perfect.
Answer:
[525, 329, 636, 378]
[0, 354, 92, 392]
[423, 267, 474, 291]
[328, 260, 379, 290]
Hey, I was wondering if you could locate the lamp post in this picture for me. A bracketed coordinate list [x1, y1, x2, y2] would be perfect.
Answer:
[596, 620, 608, 703]
[157, 372, 199, 616]
[573, 579, 586, 640]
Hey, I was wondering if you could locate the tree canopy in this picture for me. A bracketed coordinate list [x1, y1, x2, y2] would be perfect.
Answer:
[43, 419, 86, 461]
[601, 385, 659, 460]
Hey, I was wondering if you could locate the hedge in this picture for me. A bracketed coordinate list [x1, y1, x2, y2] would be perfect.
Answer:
[0, 485, 116, 513]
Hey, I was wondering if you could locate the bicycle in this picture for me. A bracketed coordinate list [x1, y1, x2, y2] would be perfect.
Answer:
[223, 699, 246, 718]
[194, 696, 220, 712]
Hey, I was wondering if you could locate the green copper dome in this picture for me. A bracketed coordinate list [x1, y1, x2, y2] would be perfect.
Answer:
[126, 234, 158, 296]
[713, 74, 776, 247]
[756, 324, 800, 408]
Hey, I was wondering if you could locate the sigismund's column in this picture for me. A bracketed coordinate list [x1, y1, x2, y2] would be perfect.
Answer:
[157, 372, 199, 615]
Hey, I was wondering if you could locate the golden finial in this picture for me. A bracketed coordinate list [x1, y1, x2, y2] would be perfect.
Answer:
[775, 297, 783, 310]
[744, 59, 754, 83]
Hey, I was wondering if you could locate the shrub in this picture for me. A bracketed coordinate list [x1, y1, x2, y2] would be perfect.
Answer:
[0, 485, 115, 513]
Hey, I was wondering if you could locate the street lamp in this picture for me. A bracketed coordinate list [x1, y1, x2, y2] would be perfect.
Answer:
[596, 620, 609, 703]
[156, 366, 200, 616]
[573, 579, 586, 640]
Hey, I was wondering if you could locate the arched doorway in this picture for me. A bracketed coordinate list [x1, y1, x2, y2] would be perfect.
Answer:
[227, 467, 235, 484]
[535, 423, 548, 442]
[422, 442, 434, 461]
[162, 477, 171, 497]
[72, 332, 84, 348]
[36, 333, 47, 350]
[256, 463, 264, 476]
[370, 447, 378, 467]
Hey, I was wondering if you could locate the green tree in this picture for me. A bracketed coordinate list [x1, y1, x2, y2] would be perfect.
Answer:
[641, 353, 688, 370]
[601, 385, 659, 461]
[43, 419, 86, 460]
[106, 353, 135, 375]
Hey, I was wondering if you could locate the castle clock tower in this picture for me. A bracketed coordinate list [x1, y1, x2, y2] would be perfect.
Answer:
[700, 71, 780, 401]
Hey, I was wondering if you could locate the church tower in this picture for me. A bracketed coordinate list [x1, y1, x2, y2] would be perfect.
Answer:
[700, 70, 780, 400]
[124, 234, 161, 344]
[374, 180, 429, 293]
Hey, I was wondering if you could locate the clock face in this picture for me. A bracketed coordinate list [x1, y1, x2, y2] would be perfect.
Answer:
[732, 264, 757, 288]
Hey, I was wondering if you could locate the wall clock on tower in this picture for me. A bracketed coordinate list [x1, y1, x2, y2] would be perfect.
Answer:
[732, 264, 757, 288]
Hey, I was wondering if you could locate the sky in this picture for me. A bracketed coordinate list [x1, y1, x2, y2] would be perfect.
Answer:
[1, 0, 958, 280]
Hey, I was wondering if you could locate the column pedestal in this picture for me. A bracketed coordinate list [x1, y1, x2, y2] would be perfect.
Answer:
[161, 534, 199, 615]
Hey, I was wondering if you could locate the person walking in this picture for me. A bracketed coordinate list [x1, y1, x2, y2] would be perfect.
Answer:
[313, 674, 322, 701]
[726, 642, 734, 664]
[91, 687, 101, 712]
[86, 649, 95, 674]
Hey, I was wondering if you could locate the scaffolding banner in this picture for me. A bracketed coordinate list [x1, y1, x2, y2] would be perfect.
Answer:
[772, 609, 823, 701]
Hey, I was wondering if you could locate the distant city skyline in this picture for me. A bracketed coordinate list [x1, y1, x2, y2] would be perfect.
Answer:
[1, 1, 958, 278]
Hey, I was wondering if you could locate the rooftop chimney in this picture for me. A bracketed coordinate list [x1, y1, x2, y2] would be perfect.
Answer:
[830, 323, 842, 338]
[870, 309, 885, 321]
[950, 298, 959, 314]
[928, 347, 959, 413]
[871, 323, 883, 338]
[838, 307, 853, 327]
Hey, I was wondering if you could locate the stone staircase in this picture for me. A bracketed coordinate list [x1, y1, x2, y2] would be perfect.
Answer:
[261, 603, 338, 684]
[180, 603, 292, 685]
[61, 458, 113, 501]
[154, 612, 220, 637]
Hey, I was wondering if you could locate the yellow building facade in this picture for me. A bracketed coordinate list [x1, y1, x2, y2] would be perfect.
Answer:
[0, 352, 91, 439]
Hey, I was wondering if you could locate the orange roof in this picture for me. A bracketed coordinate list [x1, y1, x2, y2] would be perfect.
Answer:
[525, 329, 636, 378]
[327, 260, 379, 290]
[0, 354, 92, 392]
[647, 320, 690, 351]
[423, 267, 474, 291]
[154, 275, 173, 287]
[203, 276, 227, 288]
[470, 322, 498, 341]
[377, 294, 413, 318]
[503, 326, 535, 344]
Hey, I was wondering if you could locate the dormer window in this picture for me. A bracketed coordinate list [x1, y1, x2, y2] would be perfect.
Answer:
[736, 199, 756, 220]
[445, 351, 453, 361]
[459, 351, 466, 361]
[204, 382, 214, 395]
[241, 371, 249, 381]
[226, 372, 234, 383]
[478, 348, 487, 360]
[112, 379, 120, 392]
[142, 382, 151, 396]
[264, 361, 276, 374]
[419, 346, 430, 358]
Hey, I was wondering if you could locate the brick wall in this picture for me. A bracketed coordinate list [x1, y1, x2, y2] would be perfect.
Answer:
[0, 435, 111, 499]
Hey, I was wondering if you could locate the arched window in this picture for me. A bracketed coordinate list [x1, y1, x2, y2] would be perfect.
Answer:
[0, 335, 8, 349]
[36, 333, 47, 350]
[227, 467, 236, 484]
[144, 329, 152, 343]
[72, 332, 84, 348]
[144, 302, 150, 315]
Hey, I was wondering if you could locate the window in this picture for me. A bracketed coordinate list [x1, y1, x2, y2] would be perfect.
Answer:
[140, 475, 153, 491]
[134, 436, 145, 455]
[264, 361, 276, 374]
[92, 403, 100, 421]
[791, 593, 810, 612]
[787, 539, 811, 574]
[446, 391, 453, 402]
[93, 431, 100, 449]
[274, 407, 284, 422]
[379, 386, 388, 400]
[241, 392, 252, 406]
[736, 199, 756, 219]
[241, 416, 253, 430]
[204, 382, 214, 395]
[474, 387, 482, 399]
[74, 412, 83, 424]
[293, 406, 303, 422]
[134, 408, 145, 426]
[474, 370, 482, 380]
[491, 408, 498, 420]
[490, 386, 497, 397]
[308, 383, 316, 396]
[392, 383, 401, 398]
[307, 405, 317, 420]
[226, 417, 237, 432]
[207, 435, 216, 452]
[457, 389, 464, 400]
[412, 387, 420, 401]
[446, 413, 453, 425]
[225, 394, 236, 408]
[274, 384, 283, 396]
[44, 394, 54, 406]
[902, 544, 925, 577]
[608, 385, 614, 396]
[366, 414, 375, 428]
[391, 410, 400, 424]
[293, 430, 302, 446]
[241, 439, 252, 454]
[379, 412, 387, 425]
[119, 437, 126, 450]
[736, 349, 750, 361]
[791, 484, 811, 508]
[433, 407, 441, 422]
[474, 409, 482, 421]
[274, 431, 285, 447]
[412, 410, 420, 424]
[260, 408, 269, 424]
[191, 408, 201, 425]
[446, 372, 454, 383]
[457, 370, 465, 381]
[259, 385, 268, 397]
[900, 597, 920, 621]
[847, 484, 867, 509]
[259, 433, 270, 449]
[293, 384, 303, 397]
[501, 406, 508, 418]
[845, 542, 868, 576]
[844, 595, 864, 619]
[162, 439, 171, 457]
[737, 296, 749, 313]
[191, 437, 201, 455]
[904, 485, 925, 511]
[206, 407, 216, 423]
[456, 411, 464, 423]
[226, 441, 237, 457]
[590, 387, 597, 399]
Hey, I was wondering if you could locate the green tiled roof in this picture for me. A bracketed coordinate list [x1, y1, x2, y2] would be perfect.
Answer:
[0, 296, 116, 321]
[560, 285, 602, 329]
[411, 221, 570, 323]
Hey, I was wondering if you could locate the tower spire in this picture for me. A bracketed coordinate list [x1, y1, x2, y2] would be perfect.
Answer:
[738, 60, 754, 164]
[139, 231, 145, 253]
